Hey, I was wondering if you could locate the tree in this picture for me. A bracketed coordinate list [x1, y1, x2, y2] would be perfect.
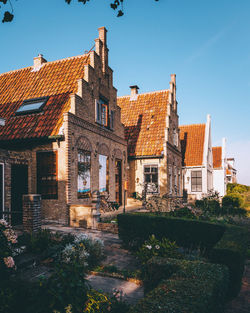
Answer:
[0, 0, 159, 23]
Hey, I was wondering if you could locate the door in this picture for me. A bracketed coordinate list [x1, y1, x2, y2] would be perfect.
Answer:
[0, 164, 3, 219]
[115, 159, 122, 205]
[11, 164, 28, 225]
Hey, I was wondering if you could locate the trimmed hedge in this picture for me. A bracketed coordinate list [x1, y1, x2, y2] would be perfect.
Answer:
[209, 225, 248, 299]
[131, 257, 229, 313]
[117, 213, 225, 250]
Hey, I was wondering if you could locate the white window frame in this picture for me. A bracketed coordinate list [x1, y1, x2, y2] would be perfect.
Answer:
[95, 99, 108, 126]
[143, 164, 159, 194]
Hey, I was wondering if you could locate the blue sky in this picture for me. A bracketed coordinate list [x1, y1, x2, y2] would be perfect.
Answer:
[0, 0, 249, 184]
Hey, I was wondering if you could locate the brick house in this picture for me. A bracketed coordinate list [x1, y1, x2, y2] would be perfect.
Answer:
[179, 115, 213, 201]
[0, 27, 127, 226]
[117, 75, 182, 198]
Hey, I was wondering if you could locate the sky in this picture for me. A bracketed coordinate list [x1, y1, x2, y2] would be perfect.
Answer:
[0, 0, 249, 184]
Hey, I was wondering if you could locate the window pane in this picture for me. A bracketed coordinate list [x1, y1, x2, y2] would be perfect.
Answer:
[152, 173, 158, 183]
[144, 167, 150, 173]
[78, 150, 91, 198]
[151, 167, 158, 173]
[16, 97, 47, 115]
[99, 154, 108, 193]
[145, 174, 151, 183]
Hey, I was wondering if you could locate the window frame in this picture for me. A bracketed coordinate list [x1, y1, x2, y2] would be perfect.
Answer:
[16, 96, 49, 116]
[191, 170, 202, 192]
[143, 164, 159, 194]
[37, 151, 58, 199]
[95, 97, 109, 127]
[77, 150, 91, 199]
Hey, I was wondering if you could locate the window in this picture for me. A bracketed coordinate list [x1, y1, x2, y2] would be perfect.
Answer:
[110, 110, 115, 130]
[78, 150, 91, 198]
[16, 97, 48, 115]
[95, 98, 108, 126]
[37, 152, 58, 199]
[173, 129, 178, 147]
[144, 165, 158, 193]
[191, 170, 202, 192]
[99, 155, 109, 193]
[169, 166, 172, 194]
[174, 167, 177, 194]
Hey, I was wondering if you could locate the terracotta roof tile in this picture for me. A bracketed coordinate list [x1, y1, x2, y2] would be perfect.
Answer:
[0, 54, 90, 141]
[179, 124, 205, 166]
[212, 146, 222, 169]
[118, 90, 169, 157]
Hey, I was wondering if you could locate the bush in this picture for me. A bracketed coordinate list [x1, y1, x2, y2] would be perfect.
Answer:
[227, 183, 249, 194]
[131, 257, 228, 313]
[117, 213, 225, 251]
[222, 193, 244, 209]
[209, 225, 248, 298]
[167, 207, 197, 219]
[84, 289, 129, 313]
[195, 199, 221, 215]
[0, 219, 17, 281]
[137, 235, 181, 264]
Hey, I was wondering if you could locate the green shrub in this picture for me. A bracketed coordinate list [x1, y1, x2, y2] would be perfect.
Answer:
[137, 235, 181, 264]
[209, 225, 248, 298]
[227, 183, 249, 194]
[222, 193, 244, 209]
[132, 257, 228, 313]
[84, 289, 129, 313]
[167, 207, 197, 219]
[195, 199, 221, 215]
[0, 219, 17, 281]
[117, 213, 225, 251]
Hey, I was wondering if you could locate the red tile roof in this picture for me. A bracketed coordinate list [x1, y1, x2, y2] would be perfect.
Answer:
[0, 54, 90, 141]
[117, 90, 169, 157]
[212, 146, 222, 169]
[179, 124, 205, 166]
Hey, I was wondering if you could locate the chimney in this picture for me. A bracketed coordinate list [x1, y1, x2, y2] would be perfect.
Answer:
[169, 74, 177, 111]
[130, 85, 139, 101]
[95, 27, 108, 73]
[33, 54, 47, 69]
[129, 85, 140, 101]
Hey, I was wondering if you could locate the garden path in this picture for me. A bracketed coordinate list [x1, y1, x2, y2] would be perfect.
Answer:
[43, 224, 144, 304]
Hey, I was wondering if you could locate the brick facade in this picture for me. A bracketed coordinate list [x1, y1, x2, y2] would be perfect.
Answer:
[0, 27, 127, 226]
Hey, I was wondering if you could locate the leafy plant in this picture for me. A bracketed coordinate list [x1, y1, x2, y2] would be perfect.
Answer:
[137, 235, 181, 264]
[222, 193, 244, 209]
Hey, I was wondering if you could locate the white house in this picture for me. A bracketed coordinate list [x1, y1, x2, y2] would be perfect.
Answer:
[180, 115, 213, 201]
[212, 138, 227, 197]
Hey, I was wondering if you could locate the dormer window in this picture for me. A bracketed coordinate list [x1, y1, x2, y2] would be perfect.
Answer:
[16, 97, 48, 115]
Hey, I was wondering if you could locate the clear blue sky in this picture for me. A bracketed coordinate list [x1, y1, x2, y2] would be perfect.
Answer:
[0, 0, 249, 184]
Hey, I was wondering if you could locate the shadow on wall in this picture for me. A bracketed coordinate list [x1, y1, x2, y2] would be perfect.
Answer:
[124, 114, 143, 156]
[180, 132, 188, 167]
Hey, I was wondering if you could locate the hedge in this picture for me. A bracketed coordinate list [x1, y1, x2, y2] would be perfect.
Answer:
[131, 257, 229, 313]
[209, 225, 248, 299]
[117, 213, 225, 250]
[222, 193, 244, 209]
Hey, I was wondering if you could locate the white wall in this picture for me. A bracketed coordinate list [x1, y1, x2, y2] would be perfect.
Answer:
[213, 168, 226, 197]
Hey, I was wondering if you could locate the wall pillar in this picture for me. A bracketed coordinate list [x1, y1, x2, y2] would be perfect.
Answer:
[23, 194, 41, 233]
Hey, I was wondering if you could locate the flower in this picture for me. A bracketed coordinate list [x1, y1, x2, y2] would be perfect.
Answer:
[146, 245, 152, 250]
[155, 245, 160, 250]
[4, 256, 15, 268]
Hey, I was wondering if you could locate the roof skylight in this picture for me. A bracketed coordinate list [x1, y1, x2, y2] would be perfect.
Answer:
[16, 97, 48, 115]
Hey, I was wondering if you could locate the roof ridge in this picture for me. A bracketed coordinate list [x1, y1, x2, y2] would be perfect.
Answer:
[179, 123, 206, 127]
[212, 146, 222, 149]
[118, 89, 169, 98]
[0, 53, 89, 77]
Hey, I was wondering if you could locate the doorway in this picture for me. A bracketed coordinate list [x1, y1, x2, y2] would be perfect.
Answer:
[115, 159, 122, 205]
[0, 164, 3, 219]
[11, 164, 28, 225]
